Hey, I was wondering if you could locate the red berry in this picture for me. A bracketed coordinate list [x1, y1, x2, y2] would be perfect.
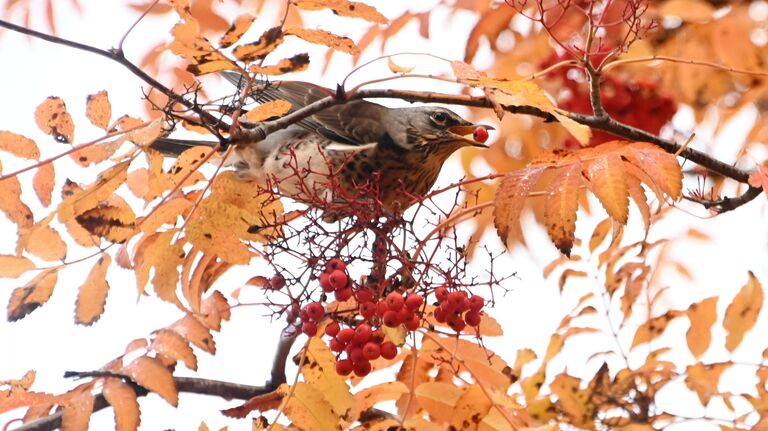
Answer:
[270, 274, 286, 290]
[335, 288, 353, 301]
[464, 311, 482, 327]
[383, 310, 400, 328]
[396, 307, 411, 323]
[335, 359, 353, 376]
[349, 347, 365, 364]
[319, 273, 334, 292]
[405, 294, 423, 310]
[359, 301, 376, 319]
[435, 286, 449, 302]
[447, 292, 466, 310]
[362, 342, 381, 360]
[329, 270, 348, 290]
[380, 342, 397, 360]
[434, 306, 447, 323]
[404, 314, 421, 331]
[304, 302, 325, 322]
[325, 321, 340, 337]
[353, 360, 372, 377]
[376, 301, 389, 317]
[337, 328, 355, 344]
[469, 295, 484, 312]
[448, 314, 466, 332]
[354, 324, 373, 344]
[385, 292, 404, 311]
[329, 338, 344, 352]
[302, 322, 318, 336]
[473, 126, 489, 143]
[326, 258, 347, 272]
[355, 289, 374, 303]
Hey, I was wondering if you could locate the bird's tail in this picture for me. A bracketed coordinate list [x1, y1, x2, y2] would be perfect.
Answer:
[151, 137, 220, 157]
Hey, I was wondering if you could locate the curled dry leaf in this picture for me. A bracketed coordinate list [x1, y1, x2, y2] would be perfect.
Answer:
[233, 27, 284, 62]
[75, 204, 137, 244]
[249, 53, 310, 76]
[219, 13, 255, 48]
[121, 356, 178, 406]
[85, 90, 111, 130]
[33, 162, 55, 207]
[285, 27, 360, 55]
[7, 269, 59, 321]
[0, 131, 40, 159]
[34, 96, 75, 143]
[291, 0, 388, 24]
[387, 57, 414, 74]
[151, 328, 198, 371]
[75, 254, 111, 326]
[170, 313, 216, 354]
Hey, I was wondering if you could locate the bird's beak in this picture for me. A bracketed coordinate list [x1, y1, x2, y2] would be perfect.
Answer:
[448, 124, 495, 148]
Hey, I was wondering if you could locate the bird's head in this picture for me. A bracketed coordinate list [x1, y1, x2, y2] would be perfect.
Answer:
[383, 106, 493, 153]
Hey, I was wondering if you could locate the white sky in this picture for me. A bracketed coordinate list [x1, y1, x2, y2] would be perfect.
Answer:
[1, 1, 767, 430]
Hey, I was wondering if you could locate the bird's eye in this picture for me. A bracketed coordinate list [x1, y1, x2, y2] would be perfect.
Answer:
[431, 112, 447, 124]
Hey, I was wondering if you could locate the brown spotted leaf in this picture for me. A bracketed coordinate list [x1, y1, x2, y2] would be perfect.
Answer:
[631, 310, 685, 349]
[75, 254, 111, 326]
[285, 27, 359, 55]
[493, 166, 546, 246]
[724, 272, 763, 352]
[0, 162, 34, 228]
[58, 160, 130, 222]
[170, 314, 216, 354]
[233, 27, 284, 62]
[8, 269, 59, 321]
[0, 131, 40, 159]
[686, 296, 718, 358]
[243, 100, 293, 123]
[34, 96, 75, 143]
[103, 378, 140, 431]
[544, 163, 581, 256]
[121, 356, 178, 406]
[301, 338, 353, 419]
[684, 362, 730, 406]
[170, 19, 237, 75]
[248, 53, 311, 76]
[76, 205, 137, 244]
[219, 14, 255, 48]
[291, 0, 388, 24]
[86, 91, 111, 130]
[70, 138, 124, 167]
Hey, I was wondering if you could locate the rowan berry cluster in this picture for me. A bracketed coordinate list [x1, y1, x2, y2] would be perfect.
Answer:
[291, 258, 487, 377]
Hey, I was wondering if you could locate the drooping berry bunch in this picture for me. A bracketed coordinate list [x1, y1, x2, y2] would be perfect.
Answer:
[433, 286, 484, 333]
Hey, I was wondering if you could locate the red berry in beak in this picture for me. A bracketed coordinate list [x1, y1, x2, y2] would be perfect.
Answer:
[473, 126, 489, 143]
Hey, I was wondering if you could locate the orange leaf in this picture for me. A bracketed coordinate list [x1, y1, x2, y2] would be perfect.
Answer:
[34, 96, 75, 143]
[301, 338, 353, 419]
[23, 223, 67, 261]
[102, 378, 141, 431]
[352, 382, 408, 421]
[222, 385, 286, 418]
[232, 27, 284, 62]
[413, 382, 463, 423]
[243, 100, 293, 123]
[151, 329, 198, 371]
[75, 204, 137, 244]
[684, 362, 730, 406]
[61, 388, 94, 431]
[0, 163, 34, 228]
[33, 162, 55, 207]
[291, 0, 388, 24]
[248, 53, 310, 76]
[387, 57, 414, 73]
[493, 166, 546, 246]
[121, 356, 178, 406]
[134, 230, 184, 306]
[219, 13, 255, 48]
[624, 173, 651, 231]
[285, 27, 360, 55]
[0, 131, 40, 159]
[7, 269, 59, 321]
[464, 6, 516, 63]
[631, 310, 685, 349]
[724, 272, 763, 352]
[544, 163, 581, 256]
[58, 160, 130, 222]
[0, 255, 35, 278]
[451, 384, 493, 430]
[70, 138, 124, 167]
[281, 382, 342, 430]
[140, 197, 193, 233]
[75, 254, 111, 326]
[85, 90, 111, 130]
[170, 314, 216, 354]
[686, 296, 717, 358]
[584, 154, 628, 224]
[199, 291, 231, 330]
[619, 143, 682, 200]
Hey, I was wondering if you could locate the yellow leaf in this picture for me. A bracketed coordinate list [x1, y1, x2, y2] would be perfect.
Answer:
[686, 296, 718, 358]
[219, 14, 255, 48]
[619, 142, 682, 200]
[58, 160, 130, 222]
[33, 162, 55, 207]
[352, 382, 408, 421]
[589, 218, 612, 252]
[285, 27, 359, 55]
[631, 310, 685, 349]
[585, 154, 628, 224]
[151, 329, 198, 371]
[7, 269, 58, 321]
[0, 255, 35, 278]
[414, 382, 463, 423]
[0, 163, 34, 228]
[126, 118, 163, 147]
[550, 373, 590, 426]
[103, 379, 141, 431]
[724, 272, 763, 352]
[140, 197, 193, 233]
[659, 0, 715, 23]
[23, 224, 67, 261]
[684, 362, 730, 406]
[544, 163, 581, 256]
[243, 100, 293, 123]
[75, 254, 111, 326]
[387, 57, 414, 74]
[75, 204, 137, 244]
[121, 356, 178, 406]
[395, 350, 432, 417]
[35, 96, 75, 143]
[450, 384, 492, 431]
[291, 0, 388, 24]
[135, 230, 184, 306]
[70, 138, 124, 167]
[281, 382, 342, 431]
[0, 131, 40, 159]
[248, 54, 310, 76]
[86, 90, 112, 130]
[170, 314, 216, 354]
[493, 167, 546, 246]
[233, 27, 284, 62]
[302, 338, 354, 420]
[624, 174, 650, 232]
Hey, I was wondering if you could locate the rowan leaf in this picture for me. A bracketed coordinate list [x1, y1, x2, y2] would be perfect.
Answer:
[219, 14, 255, 48]
[75, 204, 137, 244]
[75, 254, 111, 326]
[70, 138, 124, 167]
[0, 162, 34, 228]
[291, 0, 388, 24]
[0, 131, 40, 159]
[121, 356, 178, 406]
[58, 160, 130, 222]
[450, 384, 492, 430]
[285, 27, 359, 55]
[248, 53, 310, 76]
[631, 310, 685, 349]
[85, 90, 111, 130]
[387, 57, 414, 73]
[619, 142, 682, 200]
[232, 27, 284, 62]
[102, 378, 140, 431]
[33, 162, 55, 207]
[243, 100, 293, 123]
[0, 255, 35, 278]
[352, 382, 408, 421]
[301, 338, 354, 420]
[413, 382, 463, 423]
[170, 314, 216, 354]
[134, 230, 184, 306]
[35, 96, 75, 143]
[61, 388, 94, 431]
[550, 373, 591, 426]
[724, 272, 763, 352]
[684, 362, 730, 406]
[281, 382, 342, 431]
[624, 173, 651, 231]
[686, 296, 718, 358]
[139, 197, 192, 233]
[222, 385, 286, 418]
[585, 154, 628, 224]
[493, 166, 545, 246]
[22, 223, 67, 261]
[150, 329, 198, 371]
[170, 19, 237, 74]
[7, 269, 59, 321]
[464, 5, 516, 63]
[544, 163, 581, 256]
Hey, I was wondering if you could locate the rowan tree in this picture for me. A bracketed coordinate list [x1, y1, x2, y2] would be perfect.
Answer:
[0, 0, 767, 430]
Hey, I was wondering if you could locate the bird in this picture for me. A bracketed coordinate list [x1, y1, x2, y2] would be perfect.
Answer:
[152, 72, 492, 216]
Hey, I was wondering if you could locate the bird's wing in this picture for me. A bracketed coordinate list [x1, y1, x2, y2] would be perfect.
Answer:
[221, 71, 387, 145]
